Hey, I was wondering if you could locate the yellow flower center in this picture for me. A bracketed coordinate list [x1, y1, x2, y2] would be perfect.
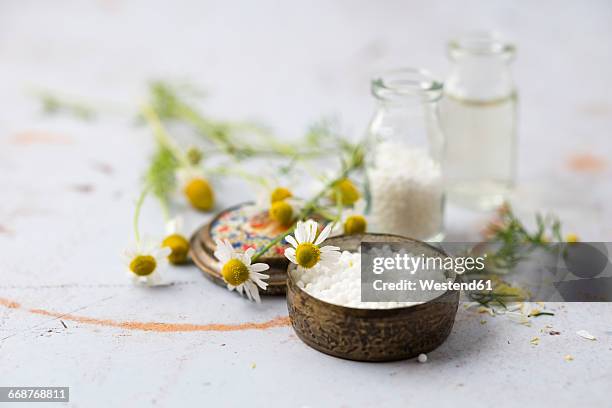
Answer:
[565, 233, 579, 243]
[344, 215, 367, 235]
[295, 243, 321, 269]
[269, 200, 293, 226]
[332, 178, 360, 206]
[129, 255, 157, 276]
[184, 178, 215, 211]
[270, 187, 292, 203]
[221, 258, 250, 286]
[162, 234, 190, 264]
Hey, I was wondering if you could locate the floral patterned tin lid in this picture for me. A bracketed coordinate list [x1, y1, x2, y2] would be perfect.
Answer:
[190, 203, 291, 295]
[208, 203, 289, 259]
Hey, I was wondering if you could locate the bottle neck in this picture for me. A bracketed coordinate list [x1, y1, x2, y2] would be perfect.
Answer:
[446, 55, 514, 101]
[368, 68, 443, 157]
[445, 31, 516, 101]
[370, 95, 443, 160]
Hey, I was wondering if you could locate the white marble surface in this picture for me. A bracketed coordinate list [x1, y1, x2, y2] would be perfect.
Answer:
[1, 1, 611, 407]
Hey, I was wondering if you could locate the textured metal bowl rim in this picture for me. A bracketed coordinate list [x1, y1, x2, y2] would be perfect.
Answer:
[287, 233, 459, 316]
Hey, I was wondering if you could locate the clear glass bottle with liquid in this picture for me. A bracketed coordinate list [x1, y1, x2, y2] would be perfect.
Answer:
[366, 68, 445, 241]
[439, 31, 517, 210]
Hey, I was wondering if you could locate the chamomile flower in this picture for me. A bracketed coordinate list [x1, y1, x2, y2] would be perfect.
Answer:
[331, 200, 368, 236]
[330, 178, 361, 206]
[176, 166, 215, 211]
[284, 219, 341, 271]
[214, 239, 270, 303]
[269, 197, 304, 227]
[123, 239, 171, 286]
[253, 178, 295, 207]
[269, 186, 293, 203]
[162, 216, 190, 264]
[251, 181, 303, 226]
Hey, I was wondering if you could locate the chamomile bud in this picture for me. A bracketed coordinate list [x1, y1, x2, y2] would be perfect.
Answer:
[177, 167, 215, 211]
[270, 187, 293, 203]
[344, 215, 367, 235]
[269, 200, 293, 226]
[331, 178, 360, 206]
[330, 200, 368, 237]
[565, 233, 579, 243]
[162, 217, 190, 264]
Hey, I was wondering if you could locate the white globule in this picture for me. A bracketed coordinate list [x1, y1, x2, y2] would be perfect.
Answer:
[292, 250, 420, 309]
[369, 143, 443, 240]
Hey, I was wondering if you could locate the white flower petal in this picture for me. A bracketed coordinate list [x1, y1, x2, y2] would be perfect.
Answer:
[176, 166, 205, 189]
[165, 216, 183, 234]
[153, 246, 172, 259]
[143, 271, 171, 287]
[213, 239, 232, 263]
[251, 274, 269, 290]
[250, 263, 270, 272]
[246, 280, 261, 303]
[320, 245, 340, 252]
[329, 221, 343, 237]
[285, 235, 299, 249]
[122, 249, 137, 265]
[503, 311, 530, 324]
[240, 252, 252, 266]
[353, 199, 367, 214]
[284, 248, 297, 264]
[242, 283, 253, 301]
[305, 220, 318, 243]
[294, 221, 306, 243]
[244, 247, 255, 262]
[315, 223, 333, 245]
[576, 330, 597, 340]
[319, 249, 341, 269]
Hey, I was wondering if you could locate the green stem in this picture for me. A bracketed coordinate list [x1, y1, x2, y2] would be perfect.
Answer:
[141, 104, 190, 167]
[158, 196, 171, 223]
[133, 186, 150, 243]
[250, 164, 354, 262]
[251, 226, 299, 263]
[175, 103, 334, 159]
[206, 165, 269, 185]
[175, 104, 231, 151]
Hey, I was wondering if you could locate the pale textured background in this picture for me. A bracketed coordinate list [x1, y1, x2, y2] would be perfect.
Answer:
[0, 1, 611, 407]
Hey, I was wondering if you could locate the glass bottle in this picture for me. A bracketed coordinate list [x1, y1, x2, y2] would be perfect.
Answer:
[366, 68, 445, 241]
[439, 31, 517, 210]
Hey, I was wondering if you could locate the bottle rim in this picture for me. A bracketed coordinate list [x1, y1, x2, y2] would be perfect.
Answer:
[448, 31, 515, 58]
[371, 68, 443, 102]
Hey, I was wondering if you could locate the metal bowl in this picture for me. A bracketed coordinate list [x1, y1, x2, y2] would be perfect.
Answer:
[286, 233, 459, 362]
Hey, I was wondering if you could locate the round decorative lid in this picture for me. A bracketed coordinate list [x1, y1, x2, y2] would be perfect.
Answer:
[190, 203, 292, 295]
